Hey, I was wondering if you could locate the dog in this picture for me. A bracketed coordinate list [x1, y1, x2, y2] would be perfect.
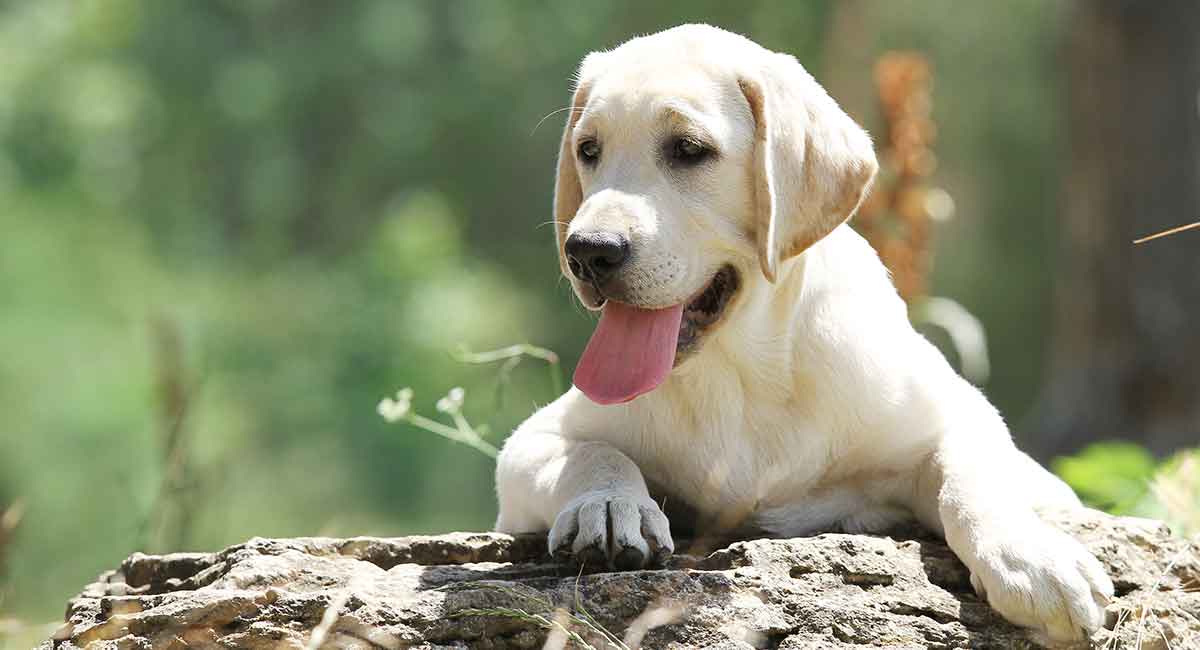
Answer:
[494, 24, 1112, 643]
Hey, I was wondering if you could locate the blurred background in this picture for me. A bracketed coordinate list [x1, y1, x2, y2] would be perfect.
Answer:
[1, 0, 1197, 635]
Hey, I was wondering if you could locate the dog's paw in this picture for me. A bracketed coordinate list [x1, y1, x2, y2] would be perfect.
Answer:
[548, 491, 673, 570]
[967, 520, 1113, 643]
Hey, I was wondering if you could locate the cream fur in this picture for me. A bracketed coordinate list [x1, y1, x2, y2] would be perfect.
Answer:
[496, 24, 1111, 643]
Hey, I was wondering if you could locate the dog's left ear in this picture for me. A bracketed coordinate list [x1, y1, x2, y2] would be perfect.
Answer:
[739, 53, 878, 282]
[553, 54, 605, 278]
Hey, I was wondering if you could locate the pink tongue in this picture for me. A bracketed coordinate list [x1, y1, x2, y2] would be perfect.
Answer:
[574, 302, 684, 405]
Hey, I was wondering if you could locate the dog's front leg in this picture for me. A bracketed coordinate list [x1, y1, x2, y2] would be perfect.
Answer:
[914, 430, 1113, 643]
[495, 427, 672, 570]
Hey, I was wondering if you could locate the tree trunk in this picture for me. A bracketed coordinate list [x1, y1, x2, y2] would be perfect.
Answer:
[1035, 1, 1200, 459]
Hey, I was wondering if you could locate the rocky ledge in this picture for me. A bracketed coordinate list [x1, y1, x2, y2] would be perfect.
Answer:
[41, 511, 1198, 649]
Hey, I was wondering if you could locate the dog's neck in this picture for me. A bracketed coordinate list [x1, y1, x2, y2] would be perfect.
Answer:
[656, 225, 888, 412]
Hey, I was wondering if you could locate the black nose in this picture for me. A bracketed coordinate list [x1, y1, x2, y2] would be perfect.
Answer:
[564, 231, 630, 284]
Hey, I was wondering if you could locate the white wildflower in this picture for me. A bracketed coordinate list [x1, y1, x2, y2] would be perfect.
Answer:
[435, 386, 465, 413]
[377, 387, 413, 422]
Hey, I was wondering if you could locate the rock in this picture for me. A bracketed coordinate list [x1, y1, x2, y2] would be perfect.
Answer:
[40, 511, 1199, 649]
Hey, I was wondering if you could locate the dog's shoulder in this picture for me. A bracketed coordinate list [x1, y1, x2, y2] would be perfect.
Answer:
[805, 225, 897, 297]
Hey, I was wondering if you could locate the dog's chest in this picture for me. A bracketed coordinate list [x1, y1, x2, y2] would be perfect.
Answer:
[636, 422, 912, 536]
[617, 389, 920, 535]
[628, 402, 831, 513]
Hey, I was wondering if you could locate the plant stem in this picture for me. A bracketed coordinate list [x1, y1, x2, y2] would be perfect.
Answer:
[407, 413, 498, 458]
[455, 344, 564, 397]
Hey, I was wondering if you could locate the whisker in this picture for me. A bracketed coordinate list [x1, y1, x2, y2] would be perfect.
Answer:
[531, 106, 586, 136]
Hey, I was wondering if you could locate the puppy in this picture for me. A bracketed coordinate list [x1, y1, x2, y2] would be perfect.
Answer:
[495, 24, 1112, 643]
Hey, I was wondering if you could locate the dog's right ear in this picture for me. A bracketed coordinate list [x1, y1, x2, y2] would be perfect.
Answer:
[553, 54, 604, 278]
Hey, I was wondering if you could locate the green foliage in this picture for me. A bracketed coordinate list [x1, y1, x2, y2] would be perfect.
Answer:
[1053, 442, 1159, 515]
[1054, 443, 1200, 538]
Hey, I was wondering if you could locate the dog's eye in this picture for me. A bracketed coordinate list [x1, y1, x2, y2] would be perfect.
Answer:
[577, 139, 601, 164]
[670, 137, 710, 165]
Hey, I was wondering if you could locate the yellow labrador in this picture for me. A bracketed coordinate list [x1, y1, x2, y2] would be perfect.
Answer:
[495, 24, 1112, 643]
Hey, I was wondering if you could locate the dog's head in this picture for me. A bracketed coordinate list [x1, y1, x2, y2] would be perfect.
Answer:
[555, 25, 877, 405]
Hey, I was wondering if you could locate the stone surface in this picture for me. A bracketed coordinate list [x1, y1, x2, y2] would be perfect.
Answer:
[41, 511, 1199, 649]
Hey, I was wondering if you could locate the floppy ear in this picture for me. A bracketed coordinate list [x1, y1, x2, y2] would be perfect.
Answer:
[552, 67, 597, 278]
[739, 53, 878, 282]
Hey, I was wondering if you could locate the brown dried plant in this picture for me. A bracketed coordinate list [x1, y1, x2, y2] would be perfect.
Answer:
[855, 54, 989, 385]
[855, 52, 949, 303]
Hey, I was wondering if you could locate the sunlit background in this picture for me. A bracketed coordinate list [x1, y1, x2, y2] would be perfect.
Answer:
[1, 0, 1197, 634]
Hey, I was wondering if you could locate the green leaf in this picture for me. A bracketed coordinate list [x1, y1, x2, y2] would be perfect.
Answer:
[1052, 441, 1157, 515]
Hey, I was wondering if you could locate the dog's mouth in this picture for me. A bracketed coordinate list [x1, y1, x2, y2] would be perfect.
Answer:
[677, 265, 739, 358]
[573, 265, 740, 405]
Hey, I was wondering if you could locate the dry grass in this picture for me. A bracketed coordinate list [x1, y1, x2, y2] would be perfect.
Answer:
[1103, 454, 1199, 650]
[0, 498, 27, 639]
[304, 587, 355, 650]
[445, 582, 618, 650]
[1133, 221, 1200, 244]
[0, 499, 24, 571]
[1151, 452, 1200, 539]
[432, 579, 682, 650]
